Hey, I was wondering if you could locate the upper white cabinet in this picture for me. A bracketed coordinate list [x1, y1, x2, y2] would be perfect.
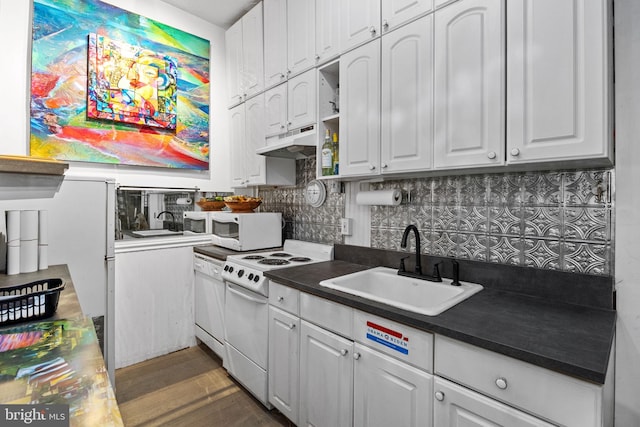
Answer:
[339, 39, 381, 177]
[288, 0, 316, 76]
[264, 0, 288, 89]
[288, 69, 317, 130]
[381, 0, 434, 33]
[225, 2, 264, 107]
[315, 0, 342, 65]
[381, 15, 434, 173]
[341, 0, 382, 53]
[506, 0, 612, 165]
[433, 0, 505, 169]
[264, 83, 288, 137]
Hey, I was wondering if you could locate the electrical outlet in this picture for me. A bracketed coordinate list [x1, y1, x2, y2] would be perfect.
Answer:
[329, 180, 342, 194]
[340, 218, 352, 235]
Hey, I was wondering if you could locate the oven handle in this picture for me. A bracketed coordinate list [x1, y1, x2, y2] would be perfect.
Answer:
[226, 282, 268, 304]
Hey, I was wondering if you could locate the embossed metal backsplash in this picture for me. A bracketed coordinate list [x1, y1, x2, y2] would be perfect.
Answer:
[260, 160, 613, 276]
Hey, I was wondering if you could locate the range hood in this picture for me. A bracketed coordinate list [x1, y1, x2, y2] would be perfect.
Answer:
[256, 125, 317, 159]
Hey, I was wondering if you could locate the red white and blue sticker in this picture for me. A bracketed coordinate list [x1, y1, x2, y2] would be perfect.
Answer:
[365, 321, 409, 355]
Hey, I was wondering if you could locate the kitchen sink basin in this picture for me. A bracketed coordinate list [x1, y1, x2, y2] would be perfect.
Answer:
[131, 229, 182, 238]
[318, 267, 483, 316]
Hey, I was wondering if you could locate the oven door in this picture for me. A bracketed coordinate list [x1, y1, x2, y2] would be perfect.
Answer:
[224, 282, 269, 369]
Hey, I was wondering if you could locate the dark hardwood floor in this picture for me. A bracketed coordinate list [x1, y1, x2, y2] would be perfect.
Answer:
[115, 344, 292, 427]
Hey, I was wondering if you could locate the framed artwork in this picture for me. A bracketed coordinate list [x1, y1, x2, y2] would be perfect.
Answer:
[30, 0, 211, 169]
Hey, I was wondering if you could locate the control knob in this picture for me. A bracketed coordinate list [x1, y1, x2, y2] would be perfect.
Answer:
[237, 269, 244, 278]
[253, 275, 260, 282]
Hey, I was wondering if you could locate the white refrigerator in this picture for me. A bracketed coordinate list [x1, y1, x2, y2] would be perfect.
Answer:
[0, 176, 116, 383]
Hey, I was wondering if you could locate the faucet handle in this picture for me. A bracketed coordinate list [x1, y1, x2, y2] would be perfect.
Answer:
[432, 262, 442, 282]
[451, 259, 460, 286]
[399, 256, 410, 272]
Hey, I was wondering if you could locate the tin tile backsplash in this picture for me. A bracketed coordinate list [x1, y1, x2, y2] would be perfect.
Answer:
[260, 160, 614, 277]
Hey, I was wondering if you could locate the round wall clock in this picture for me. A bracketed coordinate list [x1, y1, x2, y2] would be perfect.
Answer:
[304, 179, 327, 207]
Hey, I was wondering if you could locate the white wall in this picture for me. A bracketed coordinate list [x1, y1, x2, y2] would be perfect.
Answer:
[0, 0, 232, 191]
[614, 0, 640, 424]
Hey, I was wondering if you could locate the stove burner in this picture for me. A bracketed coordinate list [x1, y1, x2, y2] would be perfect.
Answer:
[290, 257, 312, 262]
[259, 258, 290, 266]
[270, 252, 292, 258]
[243, 255, 266, 260]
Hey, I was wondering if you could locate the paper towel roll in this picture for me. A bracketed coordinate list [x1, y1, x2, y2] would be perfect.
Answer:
[20, 239, 38, 273]
[6, 210, 21, 247]
[38, 244, 48, 271]
[38, 210, 48, 245]
[355, 189, 402, 206]
[7, 245, 20, 275]
[176, 197, 192, 205]
[20, 210, 38, 240]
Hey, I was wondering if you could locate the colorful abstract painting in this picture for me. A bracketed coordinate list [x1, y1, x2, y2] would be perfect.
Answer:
[30, 0, 210, 169]
[87, 33, 178, 130]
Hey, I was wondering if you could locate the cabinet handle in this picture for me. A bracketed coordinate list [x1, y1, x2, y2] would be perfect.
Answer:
[495, 377, 508, 390]
[369, 164, 376, 170]
[280, 73, 285, 79]
[487, 151, 496, 159]
[315, 54, 320, 61]
[277, 296, 284, 302]
[287, 69, 291, 75]
[353, 352, 361, 360]
[369, 26, 377, 35]
[288, 323, 296, 330]
[382, 20, 389, 31]
[510, 148, 520, 157]
[435, 391, 445, 401]
[381, 163, 388, 169]
[340, 349, 349, 356]
[280, 124, 285, 129]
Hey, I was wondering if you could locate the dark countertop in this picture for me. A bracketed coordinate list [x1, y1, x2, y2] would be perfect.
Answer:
[265, 260, 616, 385]
[0, 266, 123, 426]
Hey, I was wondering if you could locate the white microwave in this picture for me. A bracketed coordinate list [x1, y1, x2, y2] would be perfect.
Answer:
[183, 211, 212, 235]
[210, 211, 282, 251]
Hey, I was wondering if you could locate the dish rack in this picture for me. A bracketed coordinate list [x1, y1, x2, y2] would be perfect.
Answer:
[0, 278, 65, 326]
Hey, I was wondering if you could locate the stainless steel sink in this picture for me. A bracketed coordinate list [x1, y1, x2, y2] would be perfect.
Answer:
[319, 267, 483, 316]
[130, 229, 182, 237]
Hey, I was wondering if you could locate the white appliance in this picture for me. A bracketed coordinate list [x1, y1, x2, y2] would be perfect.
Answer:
[193, 252, 225, 358]
[183, 211, 212, 235]
[222, 240, 334, 408]
[211, 211, 282, 251]
[0, 176, 116, 384]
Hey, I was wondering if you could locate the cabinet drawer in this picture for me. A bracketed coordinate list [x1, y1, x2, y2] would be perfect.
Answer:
[435, 335, 607, 427]
[300, 293, 353, 339]
[269, 281, 300, 315]
[354, 310, 433, 373]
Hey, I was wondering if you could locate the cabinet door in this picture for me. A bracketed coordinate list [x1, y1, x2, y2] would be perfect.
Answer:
[316, 0, 342, 64]
[268, 306, 300, 425]
[433, 0, 504, 169]
[434, 377, 555, 426]
[242, 2, 264, 98]
[506, 0, 611, 164]
[244, 94, 267, 186]
[264, 0, 288, 89]
[300, 320, 354, 427]
[381, 0, 433, 32]
[225, 19, 244, 107]
[381, 15, 433, 173]
[265, 83, 288, 137]
[353, 343, 433, 427]
[341, 0, 382, 53]
[287, 69, 317, 130]
[229, 104, 246, 187]
[288, 0, 316, 76]
[339, 39, 381, 177]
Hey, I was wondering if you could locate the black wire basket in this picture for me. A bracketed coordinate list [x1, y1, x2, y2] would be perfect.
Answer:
[0, 278, 65, 326]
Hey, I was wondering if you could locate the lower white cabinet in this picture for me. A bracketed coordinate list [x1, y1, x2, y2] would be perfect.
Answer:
[353, 343, 433, 427]
[299, 319, 354, 427]
[433, 377, 555, 426]
[268, 306, 300, 423]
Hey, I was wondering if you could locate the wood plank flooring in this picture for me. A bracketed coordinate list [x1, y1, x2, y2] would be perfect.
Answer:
[115, 344, 292, 427]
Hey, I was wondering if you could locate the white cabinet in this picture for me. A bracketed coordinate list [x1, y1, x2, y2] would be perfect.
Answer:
[315, 0, 342, 64]
[381, 0, 434, 33]
[341, 0, 382, 53]
[339, 39, 381, 177]
[433, 0, 505, 169]
[300, 320, 354, 427]
[230, 95, 295, 187]
[353, 343, 433, 427]
[434, 377, 555, 427]
[264, 83, 288, 137]
[264, 0, 288, 89]
[506, 0, 612, 165]
[268, 306, 300, 424]
[194, 254, 225, 359]
[287, 69, 317, 130]
[225, 2, 264, 106]
[288, 0, 316, 76]
[381, 15, 434, 173]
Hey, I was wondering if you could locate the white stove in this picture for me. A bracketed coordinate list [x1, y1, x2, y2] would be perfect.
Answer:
[222, 240, 334, 296]
[221, 239, 333, 408]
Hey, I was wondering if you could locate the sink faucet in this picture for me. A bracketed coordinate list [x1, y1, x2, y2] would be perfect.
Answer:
[399, 224, 442, 282]
[156, 211, 175, 231]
